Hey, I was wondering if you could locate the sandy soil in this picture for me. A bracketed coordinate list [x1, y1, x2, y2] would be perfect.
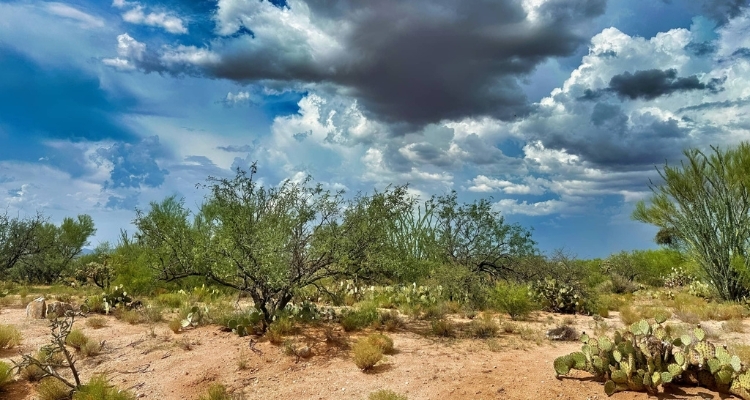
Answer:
[0, 304, 744, 400]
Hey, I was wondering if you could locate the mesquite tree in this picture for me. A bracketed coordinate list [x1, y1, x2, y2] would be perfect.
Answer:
[633, 142, 750, 301]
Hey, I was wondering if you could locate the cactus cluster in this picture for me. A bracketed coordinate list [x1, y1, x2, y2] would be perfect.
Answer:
[532, 277, 589, 314]
[554, 316, 750, 398]
[226, 311, 262, 337]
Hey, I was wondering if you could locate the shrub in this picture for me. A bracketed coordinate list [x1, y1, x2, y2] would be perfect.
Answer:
[117, 310, 142, 325]
[369, 389, 408, 400]
[431, 319, 454, 337]
[198, 383, 232, 400]
[0, 361, 13, 390]
[723, 319, 745, 333]
[378, 310, 405, 332]
[83, 295, 107, 314]
[266, 316, 295, 344]
[73, 375, 136, 400]
[0, 324, 22, 348]
[468, 314, 499, 338]
[65, 329, 89, 350]
[492, 281, 536, 320]
[37, 377, 71, 400]
[341, 305, 379, 332]
[80, 340, 102, 358]
[352, 338, 383, 371]
[20, 348, 64, 382]
[617, 306, 641, 326]
[86, 317, 107, 329]
[366, 333, 394, 355]
[168, 319, 182, 334]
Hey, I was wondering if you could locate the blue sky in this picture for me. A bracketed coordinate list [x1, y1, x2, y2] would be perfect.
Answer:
[2, 0, 750, 258]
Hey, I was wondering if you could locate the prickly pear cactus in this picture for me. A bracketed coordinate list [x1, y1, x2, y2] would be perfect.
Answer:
[554, 319, 749, 398]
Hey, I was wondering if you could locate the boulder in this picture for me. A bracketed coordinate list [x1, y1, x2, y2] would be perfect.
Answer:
[26, 297, 46, 319]
[46, 301, 73, 318]
[297, 346, 312, 358]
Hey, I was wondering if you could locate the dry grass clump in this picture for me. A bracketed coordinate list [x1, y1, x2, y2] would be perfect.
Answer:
[618, 305, 642, 326]
[37, 377, 71, 400]
[352, 337, 383, 371]
[73, 375, 136, 400]
[468, 314, 499, 338]
[366, 333, 395, 355]
[80, 339, 102, 357]
[117, 310, 143, 325]
[431, 319, 455, 337]
[197, 383, 233, 400]
[65, 329, 89, 350]
[0, 324, 22, 349]
[168, 319, 182, 334]
[266, 317, 295, 345]
[86, 317, 108, 329]
[501, 321, 518, 334]
[378, 310, 406, 332]
[722, 319, 745, 333]
[730, 344, 750, 366]
[369, 389, 408, 400]
[0, 361, 13, 391]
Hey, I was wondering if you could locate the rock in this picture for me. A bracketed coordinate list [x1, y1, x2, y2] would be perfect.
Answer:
[26, 297, 46, 319]
[46, 301, 73, 318]
[297, 346, 312, 358]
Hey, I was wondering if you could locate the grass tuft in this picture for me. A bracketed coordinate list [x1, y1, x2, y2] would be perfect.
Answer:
[73, 375, 136, 400]
[369, 389, 408, 400]
[0, 324, 22, 349]
[86, 317, 108, 329]
[352, 337, 383, 371]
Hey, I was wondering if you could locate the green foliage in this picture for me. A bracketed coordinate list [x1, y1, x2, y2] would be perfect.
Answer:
[72, 375, 136, 400]
[602, 249, 684, 288]
[341, 304, 379, 332]
[492, 281, 537, 320]
[369, 389, 408, 400]
[352, 337, 383, 371]
[0, 361, 13, 391]
[633, 142, 750, 301]
[0, 324, 22, 348]
[1, 213, 95, 284]
[101, 285, 132, 314]
[468, 314, 499, 338]
[532, 278, 589, 314]
[555, 318, 750, 398]
[155, 292, 185, 308]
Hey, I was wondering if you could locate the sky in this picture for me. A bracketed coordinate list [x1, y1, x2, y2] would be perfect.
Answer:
[1, 0, 750, 258]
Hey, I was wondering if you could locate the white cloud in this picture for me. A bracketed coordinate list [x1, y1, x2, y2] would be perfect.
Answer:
[44, 3, 105, 28]
[115, 33, 145, 60]
[493, 199, 568, 216]
[224, 91, 251, 105]
[113, 1, 187, 34]
[161, 46, 220, 66]
[102, 57, 135, 71]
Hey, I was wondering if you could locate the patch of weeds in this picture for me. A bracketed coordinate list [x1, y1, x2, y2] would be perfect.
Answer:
[198, 383, 233, 400]
[468, 314, 499, 339]
[431, 319, 455, 337]
[83, 295, 106, 314]
[618, 305, 641, 326]
[562, 316, 575, 325]
[0, 324, 22, 348]
[237, 350, 249, 370]
[65, 329, 89, 351]
[518, 326, 545, 345]
[487, 338, 503, 352]
[143, 305, 164, 323]
[175, 338, 198, 351]
[266, 316, 295, 345]
[352, 337, 383, 372]
[673, 308, 701, 325]
[419, 303, 448, 320]
[596, 306, 609, 318]
[341, 305, 379, 332]
[37, 377, 71, 400]
[73, 375, 136, 400]
[368, 389, 408, 400]
[155, 293, 185, 309]
[86, 317, 108, 329]
[20, 348, 64, 382]
[117, 310, 143, 325]
[722, 319, 745, 333]
[500, 321, 517, 334]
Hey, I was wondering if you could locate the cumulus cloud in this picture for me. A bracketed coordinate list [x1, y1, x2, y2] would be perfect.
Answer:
[117, 0, 606, 128]
[94, 136, 169, 189]
[113, 0, 187, 34]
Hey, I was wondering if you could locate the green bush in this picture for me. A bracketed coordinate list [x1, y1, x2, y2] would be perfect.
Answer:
[65, 329, 89, 350]
[37, 378, 71, 400]
[155, 293, 185, 309]
[366, 333, 395, 355]
[468, 314, 499, 338]
[492, 281, 537, 320]
[431, 319, 454, 337]
[341, 305, 379, 332]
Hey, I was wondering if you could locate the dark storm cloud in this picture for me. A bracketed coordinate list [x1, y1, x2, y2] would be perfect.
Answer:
[677, 96, 750, 112]
[685, 41, 716, 56]
[129, 0, 606, 128]
[580, 69, 720, 101]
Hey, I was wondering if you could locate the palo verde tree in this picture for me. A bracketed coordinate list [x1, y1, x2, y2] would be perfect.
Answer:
[633, 142, 750, 301]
